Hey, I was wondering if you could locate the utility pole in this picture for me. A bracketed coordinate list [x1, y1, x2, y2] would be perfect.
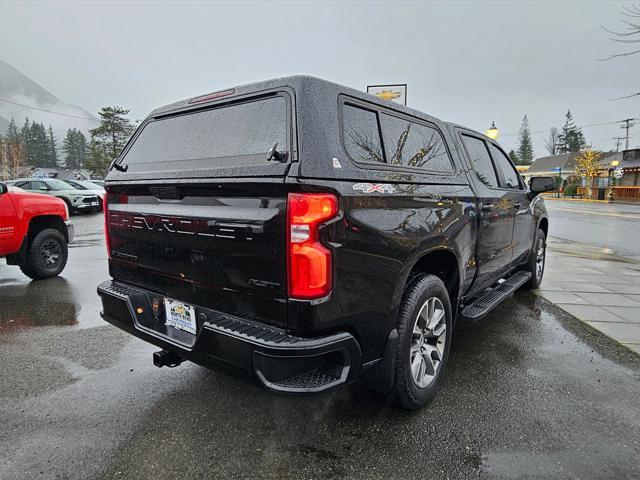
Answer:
[612, 137, 625, 152]
[620, 118, 637, 150]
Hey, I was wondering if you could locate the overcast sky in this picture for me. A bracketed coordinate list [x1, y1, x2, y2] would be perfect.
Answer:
[1, 0, 639, 155]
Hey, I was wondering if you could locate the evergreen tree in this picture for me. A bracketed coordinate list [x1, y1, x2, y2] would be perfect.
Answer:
[90, 106, 134, 159]
[23, 121, 50, 167]
[508, 149, 520, 164]
[516, 115, 534, 165]
[63, 128, 88, 169]
[21, 118, 32, 165]
[47, 126, 59, 167]
[85, 136, 110, 177]
[557, 110, 587, 153]
[7, 117, 20, 143]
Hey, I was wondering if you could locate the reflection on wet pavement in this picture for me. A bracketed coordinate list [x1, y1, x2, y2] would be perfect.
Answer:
[0, 212, 107, 330]
[1, 213, 639, 479]
[0, 277, 78, 330]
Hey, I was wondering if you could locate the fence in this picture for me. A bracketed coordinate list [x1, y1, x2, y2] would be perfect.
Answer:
[577, 186, 640, 201]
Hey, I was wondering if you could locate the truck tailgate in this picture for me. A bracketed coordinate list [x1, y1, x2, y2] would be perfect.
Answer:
[106, 183, 288, 327]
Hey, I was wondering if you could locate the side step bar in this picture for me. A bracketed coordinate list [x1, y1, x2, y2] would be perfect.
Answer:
[461, 271, 532, 321]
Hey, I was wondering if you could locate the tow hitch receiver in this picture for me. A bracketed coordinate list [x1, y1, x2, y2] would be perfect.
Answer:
[153, 350, 183, 368]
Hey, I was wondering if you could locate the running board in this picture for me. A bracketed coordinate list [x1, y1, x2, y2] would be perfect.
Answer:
[461, 271, 532, 321]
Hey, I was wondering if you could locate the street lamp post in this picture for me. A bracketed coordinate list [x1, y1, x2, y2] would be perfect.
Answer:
[486, 122, 499, 140]
[608, 160, 620, 201]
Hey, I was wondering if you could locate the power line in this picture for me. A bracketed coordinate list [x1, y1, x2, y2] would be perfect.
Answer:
[0, 98, 99, 122]
[500, 119, 639, 137]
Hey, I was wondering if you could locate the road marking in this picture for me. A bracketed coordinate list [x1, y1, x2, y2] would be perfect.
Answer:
[546, 206, 640, 219]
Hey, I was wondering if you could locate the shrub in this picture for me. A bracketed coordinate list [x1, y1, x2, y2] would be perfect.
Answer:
[564, 184, 578, 197]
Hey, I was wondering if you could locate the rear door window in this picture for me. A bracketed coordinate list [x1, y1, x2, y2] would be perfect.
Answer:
[461, 135, 499, 188]
[380, 114, 452, 172]
[342, 104, 384, 163]
[487, 143, 522, 189]
[122, 96, 288, 171]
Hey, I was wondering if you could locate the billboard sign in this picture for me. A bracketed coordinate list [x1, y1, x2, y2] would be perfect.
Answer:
[367, 84, 407, 106]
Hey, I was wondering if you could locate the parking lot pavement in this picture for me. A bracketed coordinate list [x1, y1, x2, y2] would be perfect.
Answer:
[2, 213, 640, 480]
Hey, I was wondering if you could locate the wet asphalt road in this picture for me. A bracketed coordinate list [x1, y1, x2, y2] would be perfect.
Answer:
[1, 213, 640, 480]
[545, 200, 640, 258]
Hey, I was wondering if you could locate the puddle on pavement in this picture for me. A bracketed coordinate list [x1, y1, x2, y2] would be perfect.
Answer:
[0, 276, 79, 331]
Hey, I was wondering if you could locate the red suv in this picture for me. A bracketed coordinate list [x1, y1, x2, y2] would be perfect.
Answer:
[0, 181, 74, 279]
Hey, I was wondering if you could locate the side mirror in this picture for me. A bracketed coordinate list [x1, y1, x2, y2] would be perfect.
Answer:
[0, 182, 7, 194]
[529, 176, 556, 195]
[40, 185, 49, 191]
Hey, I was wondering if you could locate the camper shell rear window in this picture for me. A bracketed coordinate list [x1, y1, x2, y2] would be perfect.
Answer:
[121, 94, 289, 172]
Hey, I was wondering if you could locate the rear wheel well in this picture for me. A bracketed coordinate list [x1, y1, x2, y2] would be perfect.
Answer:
[406, 250, 460, 309]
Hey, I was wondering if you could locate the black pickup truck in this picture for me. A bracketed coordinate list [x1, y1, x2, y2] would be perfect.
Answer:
[98, 76, 554, 409]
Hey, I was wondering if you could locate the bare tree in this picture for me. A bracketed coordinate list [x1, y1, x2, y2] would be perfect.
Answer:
[543, 127, 559, 155]
[348, 122, 446, 169]
[0, 136, 8, 181]
[601, 4, 640, 100]
[0, 134, 26, 180]
[347, 129, 384, 163]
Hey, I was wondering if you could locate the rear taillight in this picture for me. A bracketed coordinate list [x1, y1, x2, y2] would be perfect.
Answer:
[287, 193, 338, 300]
[104, 192, 127, 259]
[104, 193, 110, 258]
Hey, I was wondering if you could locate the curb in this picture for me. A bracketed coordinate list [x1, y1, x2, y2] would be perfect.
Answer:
[542, 196, 639, 205]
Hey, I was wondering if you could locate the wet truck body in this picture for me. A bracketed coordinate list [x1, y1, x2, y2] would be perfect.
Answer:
[98, 76, 551, 407]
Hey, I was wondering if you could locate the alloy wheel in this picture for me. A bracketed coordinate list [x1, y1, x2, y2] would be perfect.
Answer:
[410, 297, 446, 388]
[535, 237, 545, 281]
[41, 239, 62, 269]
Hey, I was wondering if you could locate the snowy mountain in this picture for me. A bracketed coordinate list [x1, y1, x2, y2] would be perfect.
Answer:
[0, 60, 98, 137]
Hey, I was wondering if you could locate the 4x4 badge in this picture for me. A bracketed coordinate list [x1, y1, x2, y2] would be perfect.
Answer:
[353, 183, 395, 194]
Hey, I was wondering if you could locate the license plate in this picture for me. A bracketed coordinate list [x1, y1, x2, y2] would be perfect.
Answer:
[91, 201, 99, 206]
[164, 298, 197, 335]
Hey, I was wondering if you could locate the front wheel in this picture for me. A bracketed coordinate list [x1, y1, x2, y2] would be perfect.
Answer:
[20, 228, 68, 280]
[393, 274, 453, 410]
[522, 228, 546, 290]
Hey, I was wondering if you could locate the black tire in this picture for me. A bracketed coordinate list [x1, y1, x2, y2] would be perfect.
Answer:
[19, 228, 68, 280]
[522, 228, 546, 290]
[393, 274, 453, 410]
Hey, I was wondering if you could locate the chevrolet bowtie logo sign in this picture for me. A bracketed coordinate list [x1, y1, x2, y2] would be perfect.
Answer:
[367, 84, 407, 105]
[376, 90, 401, 101]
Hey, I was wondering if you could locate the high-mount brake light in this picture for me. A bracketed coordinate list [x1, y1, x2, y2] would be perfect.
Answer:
[189, 89, 235, 104]
[287, 193, 338, 300]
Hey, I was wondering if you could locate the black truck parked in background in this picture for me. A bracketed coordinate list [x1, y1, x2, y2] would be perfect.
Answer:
[98, 76, 554, 409]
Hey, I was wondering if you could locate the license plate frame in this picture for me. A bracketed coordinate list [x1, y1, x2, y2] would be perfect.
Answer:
[164, 298, 197, 335]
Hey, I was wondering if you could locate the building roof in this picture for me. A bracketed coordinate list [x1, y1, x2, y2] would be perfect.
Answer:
[528, 150, 636, 174]
[527, 153, 578, 174]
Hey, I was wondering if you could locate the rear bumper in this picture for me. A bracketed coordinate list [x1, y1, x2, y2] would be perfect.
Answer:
[97, 280, 362, 393]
